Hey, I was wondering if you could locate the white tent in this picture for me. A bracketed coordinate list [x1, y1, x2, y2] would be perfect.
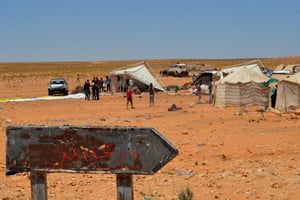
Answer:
[222, 64, 263, 75]
[275, 72, 300, 112]
[110, 62, 165, 93]
[214, 67, 270, 107]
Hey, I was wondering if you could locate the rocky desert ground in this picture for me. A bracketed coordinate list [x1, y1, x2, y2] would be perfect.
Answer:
[0, 59, 299, 200]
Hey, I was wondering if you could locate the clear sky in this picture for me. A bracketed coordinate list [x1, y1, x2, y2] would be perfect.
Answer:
[1, 0, 300, 62]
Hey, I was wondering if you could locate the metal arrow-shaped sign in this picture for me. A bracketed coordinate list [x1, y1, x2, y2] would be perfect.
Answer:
[6, 126, 178, 175]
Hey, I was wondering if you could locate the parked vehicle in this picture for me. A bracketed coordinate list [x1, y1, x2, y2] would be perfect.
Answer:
[167, 63, 189, 77]
[48, 78, 68, 96]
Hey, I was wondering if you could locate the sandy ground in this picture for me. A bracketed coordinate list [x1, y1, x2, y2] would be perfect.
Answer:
[0, 76, 299, 200]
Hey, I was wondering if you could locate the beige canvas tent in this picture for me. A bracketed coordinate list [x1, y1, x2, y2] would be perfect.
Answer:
[214, 67, 270, 107]
[110, 62, 165, 93]
[275, 72, 300, 112]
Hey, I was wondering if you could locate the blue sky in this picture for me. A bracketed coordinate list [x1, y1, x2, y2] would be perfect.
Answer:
[1, 0, 299, 62]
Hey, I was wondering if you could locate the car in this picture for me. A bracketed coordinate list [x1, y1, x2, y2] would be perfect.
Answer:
[167, 63, 189, 77]
[48, 78, 68, 96]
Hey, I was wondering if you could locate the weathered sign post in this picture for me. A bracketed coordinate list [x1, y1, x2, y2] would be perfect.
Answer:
[6, 126, 178, 200]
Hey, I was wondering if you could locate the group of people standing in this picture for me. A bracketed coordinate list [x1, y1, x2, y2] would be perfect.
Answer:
[83, 75, 155, 109]
[83, 76, 111, 100]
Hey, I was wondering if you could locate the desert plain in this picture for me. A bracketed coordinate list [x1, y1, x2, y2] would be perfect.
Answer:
[0, 58, 299, 200]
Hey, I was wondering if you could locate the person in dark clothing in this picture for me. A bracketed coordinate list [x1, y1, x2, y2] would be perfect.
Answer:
[98, 77, 104, 93]
[149, 83, 154, 107]
[271, 85, 277, 108]
[91, 77, 97, 100]
[106, 76, 111, 93]
[83, 80, 90, 100]
[95, 77, 100, 100]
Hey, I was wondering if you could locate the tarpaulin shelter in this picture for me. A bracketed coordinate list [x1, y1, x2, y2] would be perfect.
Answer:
[274, 64, 300, 73]
[221, 60, 267, 78]
[275, 72, 300, 112]
[271, 64, 299, 81]
[214, 67, 270, 107]
[110, 62, 165, 93]
[222, 64, 263, 75]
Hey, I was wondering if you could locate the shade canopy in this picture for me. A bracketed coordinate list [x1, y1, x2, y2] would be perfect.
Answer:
[110, 62, 165, 93]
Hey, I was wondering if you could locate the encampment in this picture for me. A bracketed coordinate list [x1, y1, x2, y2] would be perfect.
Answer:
[110, 62, 165, 93]
[214, 67, 270, 107]
[275, 72, 300, 112]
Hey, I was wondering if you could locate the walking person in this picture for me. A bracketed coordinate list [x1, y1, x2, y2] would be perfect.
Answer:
[149, 83, 154, 107]
[126, 87, 134, 109]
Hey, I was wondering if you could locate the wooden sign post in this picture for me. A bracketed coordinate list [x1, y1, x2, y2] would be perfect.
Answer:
[6, 126, 178, 200]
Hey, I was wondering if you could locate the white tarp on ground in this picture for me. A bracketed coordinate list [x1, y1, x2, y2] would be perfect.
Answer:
[110, 62, 165, 93]
[275, 72, 300, 112]
[214, 67, 270, 107]
[4, 93, 85, 102]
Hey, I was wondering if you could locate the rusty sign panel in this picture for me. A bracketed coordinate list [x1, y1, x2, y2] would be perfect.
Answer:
[6, 126, 178, 175]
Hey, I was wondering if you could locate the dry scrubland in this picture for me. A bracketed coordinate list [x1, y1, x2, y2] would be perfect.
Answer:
[0, 57, 300, 200]
[1, 57, 300, 98]
[2, 57, 300, 80]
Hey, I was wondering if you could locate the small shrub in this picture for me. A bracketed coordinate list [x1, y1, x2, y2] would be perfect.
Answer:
[142, 197, 153, 200]
[140, 191, 153, 200]
[178, 186, 193, 200]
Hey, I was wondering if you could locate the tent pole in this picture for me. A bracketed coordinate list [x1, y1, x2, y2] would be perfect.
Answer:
[122, 73, 126, 94]
[283, 82, 287, 112]
[146, 62, 167, 91]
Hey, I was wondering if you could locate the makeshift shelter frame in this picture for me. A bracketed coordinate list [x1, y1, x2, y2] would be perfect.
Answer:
[121, 72, 127, 94]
